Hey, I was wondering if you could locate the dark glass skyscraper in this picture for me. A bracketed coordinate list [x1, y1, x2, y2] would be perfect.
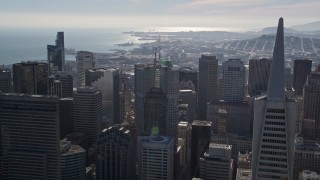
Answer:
[198, 55, 218, 120]
[96, 125, 135, 180]
[13, 62, 48, 95]
[0, 68, 12, 93]
[179, 89, 197, 123]
[60, 98, 73, 139]
[119, 73, 131, 123]
[73, 87, 103, 144]
[134, 64, 155, 136]
[248, 58, 272, 96]
[293, 59, 312, 96]
[48, 32, 65, 74]
[190, 120, 212, 177]
[85, 68, 120, 124]
[144, 87, 167, 135]
[303, 71, 320, 140]
[207, 101, 251, 136]
[55, 73, 73, 98]
[0, 93, 61, 179]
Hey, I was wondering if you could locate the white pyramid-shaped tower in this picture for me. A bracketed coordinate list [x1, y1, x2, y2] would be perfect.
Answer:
[251, 18, 297, 180]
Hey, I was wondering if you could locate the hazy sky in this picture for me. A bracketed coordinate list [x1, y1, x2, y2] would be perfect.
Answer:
[1, 0, 319, 31]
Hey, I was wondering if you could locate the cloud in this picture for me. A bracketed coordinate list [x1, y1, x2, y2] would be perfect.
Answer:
[0, 1, 318, 30]
[0, 12, 252, 30]
[185, 0, 264, 6]
[128, 0, 144, 4]
[170, 0, 267, 12]
[128, 0, 153, 7]
[235, 1, 320, 21]
[166, 0, 319, 26]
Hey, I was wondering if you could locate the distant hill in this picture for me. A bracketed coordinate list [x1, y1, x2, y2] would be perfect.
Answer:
[259, 27, 299, 34]
[216, 35, 320, 57]
[255, 25, 320, 37]
[291, 21, 320, 31]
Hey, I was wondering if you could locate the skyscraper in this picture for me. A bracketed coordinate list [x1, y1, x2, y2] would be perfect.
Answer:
[48, 76, 62, 97]
[55, 73, 74, 98]
[293, 59, 312, 96]
[85, 68, 120, 124]
[179, 89, 197, 123]
[96, 125, 135, 180]
[252, 18, 297, 179]
[60, 98, 73, 139]
[198, 55, 218, 120]
[302, 71, 320, 140]
[207, 101, 251, 137]
[207, 107, 228, 135]
[0, 93, 60, 179]
[76, 51, 95, 87]
[119, 73, 131, 123]
[179, 67, 198, 91]
[0, 68, 12, 93]
[191, 120, 212, 177]
[134, 64, 155, 136]
[138, 136, 174, 180]
[48, 32, 65, 74]
[294, 137, 320, 180]
[160, 64, 180, 138]
[222, 59, 245, 102]
[178, 104, 188, 122]
[144, 87, 167, 135]
[73, 87, 102, 144]
[248, 58, 272, 96]
[13, 62, 48, 95]
[178, 122, 192, 179]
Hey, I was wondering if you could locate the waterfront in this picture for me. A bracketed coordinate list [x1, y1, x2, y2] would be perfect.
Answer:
[0, 29, 145, 65]
[0, 26, 241, 65]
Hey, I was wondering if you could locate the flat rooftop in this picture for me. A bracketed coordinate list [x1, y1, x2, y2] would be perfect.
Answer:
[210, 143, 232, 150]
[208, 100, 249, 107]
[204, 143, 232, 159]
[192, 120, 212, 127]
[0, 92, 59, 101]
[0, 69, 10, 73]
[87, 67, 118, 72]
[135, 63, 154, 69]
[179, 89, 195, 93]
[141, 135, 173, 145]
[178, 121, 189, 127]
[77, 86, 98, 93]
[295, 143, 320, 152]
[237, 169, 252, 180]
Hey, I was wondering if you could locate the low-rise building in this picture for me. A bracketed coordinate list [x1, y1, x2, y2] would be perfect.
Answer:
[299, 170, 320, 180]
[199, 143, 233, 180]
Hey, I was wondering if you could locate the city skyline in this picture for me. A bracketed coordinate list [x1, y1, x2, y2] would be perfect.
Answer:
[1, 1, 320, 177]
[1, 0, 319, 31]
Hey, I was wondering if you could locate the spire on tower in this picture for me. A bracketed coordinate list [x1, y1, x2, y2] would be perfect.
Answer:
[267, 17, 285, 102]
